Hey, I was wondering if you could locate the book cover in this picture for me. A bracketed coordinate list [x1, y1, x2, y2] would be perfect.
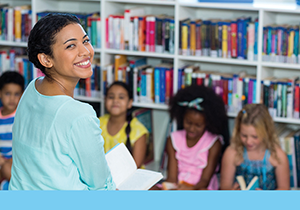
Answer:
[105, 143, 163, 190]
[236, 175, 259, 190]
[132, 108, 154, 164]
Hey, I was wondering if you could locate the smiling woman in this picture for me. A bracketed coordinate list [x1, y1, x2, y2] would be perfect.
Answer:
[9, 13, 116, 190]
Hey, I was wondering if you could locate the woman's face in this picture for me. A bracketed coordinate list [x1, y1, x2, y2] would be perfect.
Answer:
[48, 23, 94, 81]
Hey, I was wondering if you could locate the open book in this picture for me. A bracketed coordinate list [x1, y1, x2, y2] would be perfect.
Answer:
[105, 143, 163, 190]
[236, 175, 259, 190]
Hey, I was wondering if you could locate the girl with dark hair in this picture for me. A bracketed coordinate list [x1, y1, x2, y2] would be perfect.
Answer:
[100, 81, 148, 168]
[162, 85, 229, 190]
[9, 13, 115, 190]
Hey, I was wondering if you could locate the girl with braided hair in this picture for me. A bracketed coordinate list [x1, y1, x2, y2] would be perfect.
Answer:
[100, 81, 148, 168]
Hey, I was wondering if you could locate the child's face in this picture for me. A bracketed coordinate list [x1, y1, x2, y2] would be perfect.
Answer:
[240, 124, 264, 151]
[0, 83, 23, 113]
[183, 109, 206, 141]
[105, 85, 132, 117]
[45, 23, 94, 81]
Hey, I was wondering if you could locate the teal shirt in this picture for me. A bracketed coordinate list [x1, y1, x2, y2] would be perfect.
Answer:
[9, 78, 116, 190]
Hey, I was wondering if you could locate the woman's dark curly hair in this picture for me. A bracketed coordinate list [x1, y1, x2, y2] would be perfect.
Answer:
[169, 85, 229, 152]
[27, 13, 80, 77]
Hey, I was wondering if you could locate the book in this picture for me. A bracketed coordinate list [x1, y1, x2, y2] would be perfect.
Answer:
[105, 143, 163, 190]
[236, 175, 259, 190]
[162, 181, 178, 190]
[132, 108, 154, 164]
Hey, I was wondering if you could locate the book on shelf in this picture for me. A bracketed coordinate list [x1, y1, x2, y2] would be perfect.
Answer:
[176, 66, 257, 114]
[105, 143, 163, 190]
[262, 23, 300, 64]
[178, 16, 258, 60]
[132, 108, 154, 164]
[236, 175, 259, 190]
[0, 4, 31, 42]
[106, 9, 174, 54]
[261, 76, 300, 119]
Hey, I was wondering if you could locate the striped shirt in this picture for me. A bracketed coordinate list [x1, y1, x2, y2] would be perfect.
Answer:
[0, 108, 16, 159]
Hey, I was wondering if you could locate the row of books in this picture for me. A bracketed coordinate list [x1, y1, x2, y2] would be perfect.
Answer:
[74, 59, 101, 98]
[36, 11, 101, 48]
[102, 55, 174, 104]
[276, 124, 300, 189]
[177, 66, 256, 114]
[0, 48, 43, 86]
[0, 4, 32, 42]
[261, 76, 300, 119]
[262, 24, 300, 64]
[106, 8, 175, 54]
[179, 17, 259, 60]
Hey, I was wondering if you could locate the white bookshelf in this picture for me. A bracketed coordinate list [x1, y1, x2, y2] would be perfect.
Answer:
[2, 0, 300, 162]
[74, 96, 103, 103]
[0, 41, 27, 47]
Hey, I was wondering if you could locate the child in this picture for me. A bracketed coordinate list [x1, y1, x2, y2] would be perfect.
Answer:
[0, 71, 24, 190]
[163, 85, 229, 190]
[220, 104, 290, 190]
[100, 81, 148, 168]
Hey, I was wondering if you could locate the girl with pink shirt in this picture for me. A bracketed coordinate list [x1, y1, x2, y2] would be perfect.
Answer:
[163, 85, 229, 190]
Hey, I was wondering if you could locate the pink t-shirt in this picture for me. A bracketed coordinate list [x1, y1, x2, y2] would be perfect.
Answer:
[171, 130, 223, 190]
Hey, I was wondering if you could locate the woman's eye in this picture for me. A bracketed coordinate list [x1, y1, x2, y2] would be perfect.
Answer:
[83, 39, 90, 44]
[66, 44, 75, 49]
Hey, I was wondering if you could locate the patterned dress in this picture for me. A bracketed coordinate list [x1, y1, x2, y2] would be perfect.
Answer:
[235, 148, 277, 190]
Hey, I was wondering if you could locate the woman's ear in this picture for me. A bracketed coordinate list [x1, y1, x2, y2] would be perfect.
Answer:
[127, 98, 133, 109]
[37, 53, 53, 68]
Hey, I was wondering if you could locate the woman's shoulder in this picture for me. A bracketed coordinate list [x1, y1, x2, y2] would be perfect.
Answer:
[59, 99, 97, 120]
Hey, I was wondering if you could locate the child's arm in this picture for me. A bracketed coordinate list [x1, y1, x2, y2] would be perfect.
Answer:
[271, 146, 290, 190]
[220, 146, 239, 190]
[0, 158, 12, 180]
[132, 134, 147, 168]
[0, 155, 5, 166]
[184, 140, 222, 190]
[165, 136, 178, 183]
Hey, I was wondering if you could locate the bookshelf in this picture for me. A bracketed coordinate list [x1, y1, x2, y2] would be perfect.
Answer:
[2, 0, 300, 165]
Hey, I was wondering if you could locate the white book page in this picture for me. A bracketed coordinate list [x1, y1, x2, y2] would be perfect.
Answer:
[118, 169, 163, 190]
[105, 143, 137, 187]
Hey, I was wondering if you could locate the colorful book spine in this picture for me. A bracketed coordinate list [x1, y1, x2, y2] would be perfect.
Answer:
[154, 68, 160, 103]
[231, 20, 237, 58]
[237, 18, 244, 59]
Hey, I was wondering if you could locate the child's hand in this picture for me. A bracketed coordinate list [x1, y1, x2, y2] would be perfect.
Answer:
[255, 188, 262, 190]
[231, 182, 241, 190]
[177, 183, 194, 190]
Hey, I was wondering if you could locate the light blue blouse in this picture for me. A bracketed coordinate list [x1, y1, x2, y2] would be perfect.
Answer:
[9, 78, 116, 190]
